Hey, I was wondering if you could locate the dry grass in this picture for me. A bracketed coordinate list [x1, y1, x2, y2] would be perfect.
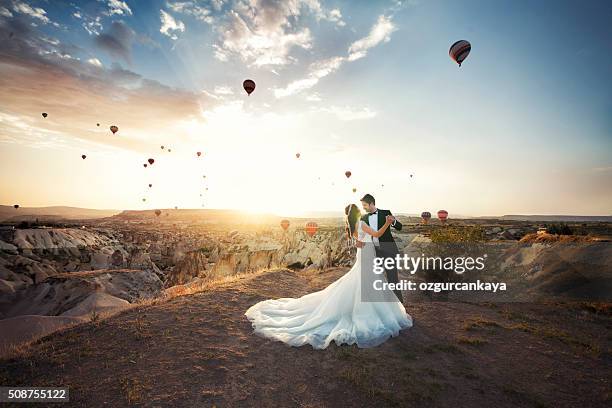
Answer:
[456, 336, 488, 346]
[462, 317, 502, 331]
[519, 232, 595, 244]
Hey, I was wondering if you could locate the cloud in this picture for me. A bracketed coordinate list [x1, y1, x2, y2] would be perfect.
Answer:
[82, 15, 103, 35]
[94, 21, 134, 63]
[107, 0, 133, 16]
[348, 15, 396, 61]
[10, 1, 60, 27]
[0, 6, 13, 18]
[273, 15, 395, 97]
[0, 14, 218, 153]
[12, 1, 49, 23]
[159, 10, 185, 40]
[273, 56, 343, 97]
[214, 8, 312, 67]
[87, 58, 103, 67]
[211, 0, 345, 67]
[213, 85, 234, 95]
[167, 1, 214, 24]
[316, 106, 377, 121]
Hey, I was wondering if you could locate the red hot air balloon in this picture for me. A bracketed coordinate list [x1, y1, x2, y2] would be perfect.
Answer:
[41, 112, 48, 118]
[305, 221, 318, 237]
[155, 209, 162, 217]
[345, 171, 352, 178]
[110, 125, 118, 134]
[421, 211, 432, 225]
[143, 163, 148, 168]
[437, 210, 449, 224]
[243, 79, 256, 95]
[81, 154, 86, 160]
[280, 219, 290, 231]
[13, 204, 19, 209]
[148, 158, 154, 165]
[196, 151, 202, 157]
[449, 40, 471, 67]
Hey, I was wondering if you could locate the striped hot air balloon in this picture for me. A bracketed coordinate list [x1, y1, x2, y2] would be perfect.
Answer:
[305, 221, 318, 237]
[280, 219, 290, 231]
[421, 211, 432, 225]
[437, 210, 449, 224]
[449, 40, 471, 67]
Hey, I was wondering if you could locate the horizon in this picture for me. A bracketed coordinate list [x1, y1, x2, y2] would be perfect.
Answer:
[2, 203, 611, 220]
[1, 0, 611, 216]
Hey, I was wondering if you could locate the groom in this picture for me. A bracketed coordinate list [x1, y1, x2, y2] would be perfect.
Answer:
[357, 194, 404, 303]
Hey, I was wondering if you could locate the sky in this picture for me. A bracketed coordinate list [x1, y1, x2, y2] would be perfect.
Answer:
[0, 0, 611, 217]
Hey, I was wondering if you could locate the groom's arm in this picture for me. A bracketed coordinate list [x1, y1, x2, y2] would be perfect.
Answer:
[389, 210, 402, 231]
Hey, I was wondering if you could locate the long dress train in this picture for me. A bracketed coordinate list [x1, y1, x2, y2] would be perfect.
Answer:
[245, 221, 412, 349]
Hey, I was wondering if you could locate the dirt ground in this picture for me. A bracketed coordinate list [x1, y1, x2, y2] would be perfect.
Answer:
[1, 267, 610, 407]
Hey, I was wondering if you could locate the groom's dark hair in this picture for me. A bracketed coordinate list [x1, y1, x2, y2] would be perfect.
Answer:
[360, 194, 375, 205]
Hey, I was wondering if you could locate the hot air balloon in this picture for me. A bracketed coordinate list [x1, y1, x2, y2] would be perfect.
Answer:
[449, 40, 471, 67]
[41, 112, 47, 118]
[352, 188, 357, 193]
[243, 79, 256, 95]
[280, 219, 290, 231]
[203, 175, 206, 179]
[143, 164, 148, 168]
[155, 209, 162, 217]
[295, 153, 301, 159]
[161, 145, 165, 150]
[142, 198, 146, 202]
[196, 151, 202, 157]
[421, 211, 432, 225]
[174, 206, 178, 209]
[96, 123, 100, 127]
[305, 221, 318, 237]
[13, 204, 19, 209]
[110, 125, 118, 134]
[167, 149, 172, 152]
[437, 210, 449, 224]
[148, 184, 152, 188]
[345, 171, 352, 178]
[410, 174, 413, 178]
[148, 158, 154, 165]
[81, 154, 86, 160]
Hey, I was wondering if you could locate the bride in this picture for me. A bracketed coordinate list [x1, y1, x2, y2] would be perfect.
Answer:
[244, 204, 413, 349]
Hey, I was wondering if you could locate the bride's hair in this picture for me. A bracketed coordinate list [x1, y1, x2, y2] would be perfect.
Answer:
[344, 203, 361, 239]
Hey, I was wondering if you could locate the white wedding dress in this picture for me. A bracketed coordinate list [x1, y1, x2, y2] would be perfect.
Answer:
[245, 221, 413, 349]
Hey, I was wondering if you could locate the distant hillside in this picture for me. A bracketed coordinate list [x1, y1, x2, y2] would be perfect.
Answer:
[501, 215, 612, 222]
[0, 206, 119, 222]
[109, 209, 347, 226]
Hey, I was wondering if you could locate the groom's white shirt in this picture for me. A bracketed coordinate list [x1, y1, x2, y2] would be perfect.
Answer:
[368, 212, 380, 246]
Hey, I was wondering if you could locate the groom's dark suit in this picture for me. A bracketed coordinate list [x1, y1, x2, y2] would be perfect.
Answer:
[361, 209, 404, 303]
